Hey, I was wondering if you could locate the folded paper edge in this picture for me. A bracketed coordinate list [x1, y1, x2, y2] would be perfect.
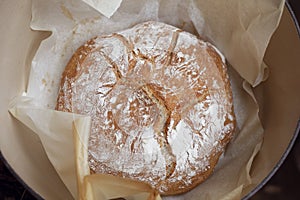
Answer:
[81, 0, 123, 18]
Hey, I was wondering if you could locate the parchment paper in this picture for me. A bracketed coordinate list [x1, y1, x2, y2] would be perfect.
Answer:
[81, 0, 122, 18]
[8, 0, 285, 199]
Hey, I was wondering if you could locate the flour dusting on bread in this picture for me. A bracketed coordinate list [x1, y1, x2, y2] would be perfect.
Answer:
[56, 21, 236, 195]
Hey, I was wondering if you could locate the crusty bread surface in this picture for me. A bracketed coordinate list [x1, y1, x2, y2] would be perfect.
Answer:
[56, 21, 236, 195]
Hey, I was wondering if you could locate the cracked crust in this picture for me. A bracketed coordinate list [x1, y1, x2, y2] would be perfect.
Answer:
[56, 21, 236, 195]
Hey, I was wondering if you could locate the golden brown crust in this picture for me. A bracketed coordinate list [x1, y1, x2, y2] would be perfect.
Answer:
[56, 21, 236, 195]
[56, 38, 96, 112]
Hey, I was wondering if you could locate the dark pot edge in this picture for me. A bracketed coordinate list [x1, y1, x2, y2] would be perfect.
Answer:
[0, 151, 44, 200]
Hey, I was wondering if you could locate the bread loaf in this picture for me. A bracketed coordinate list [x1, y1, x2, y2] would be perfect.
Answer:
[56, 21, 236, 195]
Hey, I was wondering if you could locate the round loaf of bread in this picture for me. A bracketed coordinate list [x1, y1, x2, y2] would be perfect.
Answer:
[56, 21, 236, 195]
